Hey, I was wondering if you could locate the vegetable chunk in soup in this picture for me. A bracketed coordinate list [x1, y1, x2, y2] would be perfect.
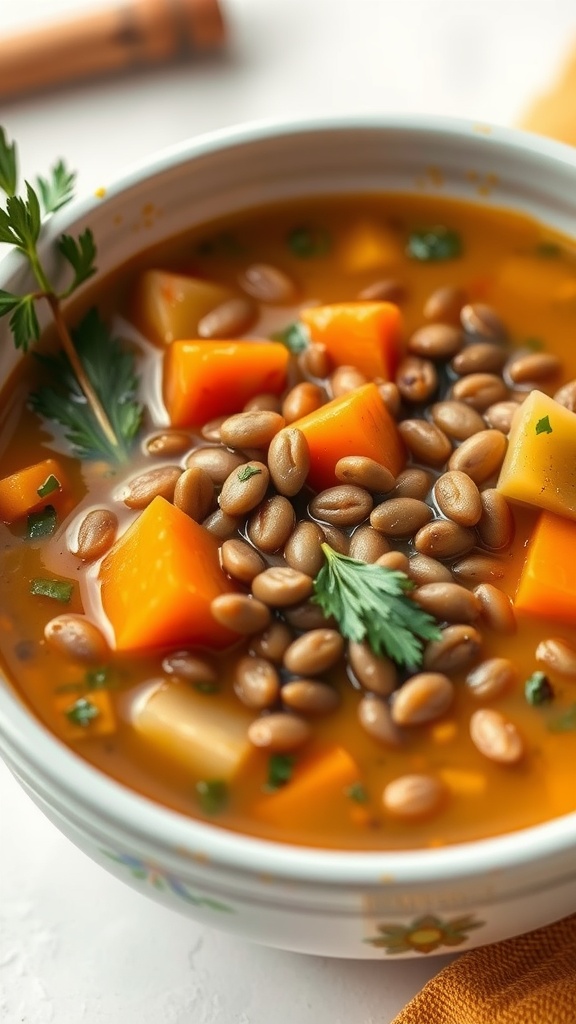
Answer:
[2, 174, 576, 851]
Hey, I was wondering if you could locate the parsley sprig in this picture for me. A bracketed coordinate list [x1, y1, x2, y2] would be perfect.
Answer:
[0, 127, 142, 461]
[312, 544, 442, 668]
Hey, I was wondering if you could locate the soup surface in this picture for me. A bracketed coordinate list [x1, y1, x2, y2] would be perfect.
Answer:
[2, 193, 576, 851]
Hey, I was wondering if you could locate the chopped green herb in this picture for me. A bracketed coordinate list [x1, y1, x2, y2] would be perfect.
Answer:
[237, 465, 262, 482]
[271, 321, 310, 354]
[265, 753, 295, 791]
[26, 505, 57, 539]
[535, 416, 552, 435]
[194, 680, 220, 694]
[536, 241, 561, 258]
[548, 704, 576, 733]
[30, 577, 73, 602]
[287, 224, 331, 258]
[406, 226, 462, 262]
[196, 779, 228, 814]
[85, 667, 112, 690]
[525, 337, 544, 352]
[36, 473, 60, 498]
[195, 232, 244, 257]
[312, 545, 441, 667]
[346, 782, 368, 803]
[524, 671, 554, 706]
[65, 696, 100, 727]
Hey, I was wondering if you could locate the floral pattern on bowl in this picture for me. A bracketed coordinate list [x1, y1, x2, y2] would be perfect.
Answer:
[365, 913, 484, 954]
[102, 849, 234, 913]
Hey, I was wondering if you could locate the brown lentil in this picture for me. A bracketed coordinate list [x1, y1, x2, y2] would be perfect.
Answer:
[197, 296, 256, 339]
[452, 553, 506, 583]
[393, 467, 432, 500]
[267, 427, 310, 497]
[284, 520, 326, 577]
[281, 679, 340, 716]
[469, 708, 524, 764]
[173, 466, 214, 522]
[335, 456, 395, 494]
[476, 489, 514, 551]
[451, 342, 508, 376]
[252, 567, 314, 607]
[239, 263, 297, 304]
[396, 356, 438, 403]
[423, 624, 483, 673]
[377, 381, 402, 419]
[430, 400, 486, 441]
[414, 520, 476, 559]
[358, 695, 403, 746]
[383, 774, 446, 820]
[122, 465, 182, 509]
[201, 415, 227, 442]
[407, 554, 454, 586]
[433, 470, 482, 527]
[349, 524, 391, 563]
[451, 373, 508, 411]
[244, 393, 283, 413]
[348, 641, 397, 696]
[370, 497, 432, 537]
[185, 447, 246, 486]
[249, 621, 294, 663]
[219, 410, 285, 450]
[466, 657, 516, 701]
[162, 651, 217, 687]
[309, 485, 373, 528]
[507, 351, 562, 385]
[247, 495, 296, 553]
[299, 342, 330, 379]
[331, 365, 369, 397]
[283, 629, 344, 676]
[413, 582, 480, 623]
[218, 461, 269, 516]
[210, 594, 271, 635]
[554, 379, 576, 412]
[233, 656, 281, 710]
[358, 277, 406, 303]
[398, 419, 452, 466]
[391, 672, 454, 726]
[376, 550, 410, 573]
[73, 508, 118, 561]
[284, 602, 335, 632]
[407, 323, 463, 360]
[248, 712, 311, 752]
[202, 508, 242, 540]
[483, 401, 518, 434]
[535, 638, 576, 677]
[44, 614, 110, 663]
[146, 432, 191, 456]
[321, 524, 350, 555]
[423, 285, 467, 324]
[221, 538, 266, 584]
[282, 382, 324, 423]
[448, 430, 507, 484]
[460, 302, 507, 341]
[474, 583, 517, 634]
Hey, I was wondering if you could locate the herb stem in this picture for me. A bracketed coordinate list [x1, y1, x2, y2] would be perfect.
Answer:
[45, 293, 119, 453]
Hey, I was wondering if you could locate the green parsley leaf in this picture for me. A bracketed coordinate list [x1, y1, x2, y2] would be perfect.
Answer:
[237, 465, 262, 482]
[0, 127, 18, 197]
[8, 294, 41, 351]
[312, 545, 442, 667]
[266, 754, 295, 791]
[36, 160, 76, 214]
[406, 226, 462, 262]
[196, 779, 228, 814]
[37, 473, 60, 498]
[271, 321, 310, 354]
[548, 704, 576, 733]
[26, 505, 57, 539]
[346, 782, 368, 803]
[85, 667, 113, 690]
[525, 337, 544, 351]
[30, 577, 73, 602]
[287, 224, 331, 258]
[65, 696, 100, 727]
[57, 228, 97, 296]
[30, 307, 142, 462]
[535, 416, 552, 435]
[524, 671, 554, 706]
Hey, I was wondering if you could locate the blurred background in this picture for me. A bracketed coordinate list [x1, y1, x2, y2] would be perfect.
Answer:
[1, 2, 576, 1022]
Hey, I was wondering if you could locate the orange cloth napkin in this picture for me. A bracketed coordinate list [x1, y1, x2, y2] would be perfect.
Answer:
[390, 913, 576, 1024]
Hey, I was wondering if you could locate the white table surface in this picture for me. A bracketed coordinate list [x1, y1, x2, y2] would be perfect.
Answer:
[1, 2, 575, 1020]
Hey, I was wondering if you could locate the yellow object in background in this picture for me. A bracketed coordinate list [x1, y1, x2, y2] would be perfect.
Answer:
[520, 47, 576, 144]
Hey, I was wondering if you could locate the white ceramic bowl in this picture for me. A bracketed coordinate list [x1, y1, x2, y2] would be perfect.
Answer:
[1, 117, 576, 960]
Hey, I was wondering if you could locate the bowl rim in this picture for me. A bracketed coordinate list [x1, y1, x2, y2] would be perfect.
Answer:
[2, 112, 576, 887]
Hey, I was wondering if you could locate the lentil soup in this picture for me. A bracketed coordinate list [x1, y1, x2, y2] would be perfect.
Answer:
[2, 192, 576, 851]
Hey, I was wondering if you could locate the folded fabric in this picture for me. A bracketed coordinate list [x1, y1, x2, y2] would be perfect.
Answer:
[391, 913, 576, 1024]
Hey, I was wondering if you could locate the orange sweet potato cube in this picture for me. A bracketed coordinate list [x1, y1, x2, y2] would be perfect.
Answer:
[300, 302, 403, 379]
[252, 745, 361, 831]
[515, 511, 576, 626]
[0, 457, 69, 524]
[99, 496, 238, 652]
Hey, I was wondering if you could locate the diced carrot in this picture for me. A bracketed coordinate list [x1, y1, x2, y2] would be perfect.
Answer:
[291, 382, 405, 491]
[99, 496, 238, 652]
[515, 511, 576, 626]
[497, 390, 576, 520]
[338, 220, 402, 275]
[0, 458, 68, 524]
[163, 341, 290, 427]
[131, 270, 236, 345]
[252, 745, 360, 831]
[300, 302, 403, 379]
[55, 690, 116, 740]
